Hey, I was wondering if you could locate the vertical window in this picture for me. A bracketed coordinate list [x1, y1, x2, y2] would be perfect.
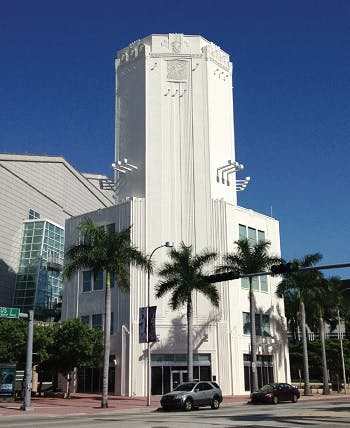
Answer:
[93, 271, 104, 290]
[241, 277, 249, 289]
[255, 314, 262, 336]
[260, 275, 268, 292]
[92, 314, 103, 330]
[106, 223, 115, 232]
[243, 313, 263, 336]
[252, 277, 259, 291]
[110, 312, 114, 334]
[81, 315, 90, 325]
[243, 312, 250, 334]
[239, 224, 246, 240]
[262, 315, 270, 336]
[248, 227, 256, 247]
[82, 271, 92, 292]
[238, 224, 268, 292]
[257, 230, 265, 242]
[109, 272, 115, 288]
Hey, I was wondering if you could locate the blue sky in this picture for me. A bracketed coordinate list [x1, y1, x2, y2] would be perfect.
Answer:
[1, 0, 349, 278]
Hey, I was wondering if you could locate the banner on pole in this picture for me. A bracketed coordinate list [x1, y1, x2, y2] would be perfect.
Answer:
[139, 307, 147, 343]
[148, 306, 157, 343]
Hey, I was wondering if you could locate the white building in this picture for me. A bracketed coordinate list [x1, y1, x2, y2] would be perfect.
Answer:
[62, 34, 290, 396]
[0, 153, 114, 314]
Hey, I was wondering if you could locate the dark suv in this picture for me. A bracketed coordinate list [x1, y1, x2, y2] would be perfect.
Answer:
[160, 381, 223, 411]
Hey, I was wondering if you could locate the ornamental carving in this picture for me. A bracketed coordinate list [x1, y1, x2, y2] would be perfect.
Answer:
[118, 39, 146, 65]
[167, 60, 188, 81]
[202, 43, 232, 72]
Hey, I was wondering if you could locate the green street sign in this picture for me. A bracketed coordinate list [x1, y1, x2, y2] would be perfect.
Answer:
[0, 307, 20, 319]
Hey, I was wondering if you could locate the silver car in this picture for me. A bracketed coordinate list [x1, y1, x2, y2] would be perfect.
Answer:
[160, 381, 223, 411]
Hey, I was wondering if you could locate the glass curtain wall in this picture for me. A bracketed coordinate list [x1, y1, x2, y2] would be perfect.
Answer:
[13, 219, 64, 320]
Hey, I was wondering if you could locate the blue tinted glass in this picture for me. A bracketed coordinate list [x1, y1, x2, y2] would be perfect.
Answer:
[239, 224, 246, 240]
[248, 227, 256, 247]
[260, 275, 268, 292]
[257, 230, 265, 242]
[241, 277, 249, 289]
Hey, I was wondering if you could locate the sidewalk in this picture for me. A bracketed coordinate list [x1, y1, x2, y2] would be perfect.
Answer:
[0, 392, 348, 417]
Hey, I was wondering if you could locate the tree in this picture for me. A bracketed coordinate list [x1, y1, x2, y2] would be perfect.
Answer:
[217, 238, 281, 392]
[0, 318, 27, 365]
[307, 277, 342, 395]
[63, 219, 148, 407]
[282, 288, 300, 341]
[276, 253, 323, 395]
[43, 319, 103, 397]
[155, 242, 219, 382]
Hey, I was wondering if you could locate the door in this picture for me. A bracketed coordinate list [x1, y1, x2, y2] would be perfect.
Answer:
[171, 370, 188, 390]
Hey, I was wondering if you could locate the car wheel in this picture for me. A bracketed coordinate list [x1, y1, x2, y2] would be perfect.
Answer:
[211, 396, 220, 409]
[273, 395, 279, 405]
[184, 398, 193, 411]
[292, 394, 298, 403]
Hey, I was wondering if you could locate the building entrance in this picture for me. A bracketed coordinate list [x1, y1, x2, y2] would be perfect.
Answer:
[151, 353, 211, 395]
[171, 370, 188, 390]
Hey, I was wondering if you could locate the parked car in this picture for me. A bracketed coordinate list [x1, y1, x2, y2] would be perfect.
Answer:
[160, 381, 223, 411]
[251, 382, 300, 404]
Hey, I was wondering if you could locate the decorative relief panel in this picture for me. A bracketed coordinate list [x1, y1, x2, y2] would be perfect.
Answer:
[118, 41, 146, 65]
[202, 43, 232, 73]
[166, 60, 188, 81]
[160, 33, 190, 53]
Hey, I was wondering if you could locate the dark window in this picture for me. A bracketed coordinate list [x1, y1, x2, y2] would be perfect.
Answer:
[82, 271, 91, 292]
[92, 314, 103, 330]
[200, 382, 213, 391]
[81, 315, 90, 325]
[93, 271, 103, 290]
[106, 223, 115, 232]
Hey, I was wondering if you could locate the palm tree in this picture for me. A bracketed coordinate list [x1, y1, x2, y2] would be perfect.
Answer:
[276, 253, 323, 396]
[63, 219, 148, 408]
[310, 276, 342, 395]
[217, 239, 281, 392]
[155, 242, 219, 382]
[282, 288, 300, 341]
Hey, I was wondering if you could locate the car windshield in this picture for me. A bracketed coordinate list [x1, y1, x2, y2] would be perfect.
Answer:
[260, 383, 277, 392]
[173, 382, 196, 391]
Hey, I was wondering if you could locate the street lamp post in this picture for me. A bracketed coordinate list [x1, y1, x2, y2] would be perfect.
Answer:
[147, 242, 173, 407]
[337, 308, 347, 394]
[338, 287, 350, 394]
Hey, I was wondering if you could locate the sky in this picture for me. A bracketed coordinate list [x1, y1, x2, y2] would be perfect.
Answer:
[1, 0, 349, 278]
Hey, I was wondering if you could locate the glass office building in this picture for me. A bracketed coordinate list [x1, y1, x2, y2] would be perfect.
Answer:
[13, 218, 64, 320]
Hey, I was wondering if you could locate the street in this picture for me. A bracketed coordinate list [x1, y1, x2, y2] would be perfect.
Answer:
[0, 399, 350, 428]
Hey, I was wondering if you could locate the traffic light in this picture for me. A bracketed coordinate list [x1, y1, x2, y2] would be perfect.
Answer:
[271, 261, 299, 275]
[203, 271, 240, 283]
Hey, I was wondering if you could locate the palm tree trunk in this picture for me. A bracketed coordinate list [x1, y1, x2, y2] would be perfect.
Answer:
[300, 299, 311, 395]
[187, 297, 193, 382]
[249, 278, 258, 392]
[101, 271, 111, 408]
[319, 316, 330, 394]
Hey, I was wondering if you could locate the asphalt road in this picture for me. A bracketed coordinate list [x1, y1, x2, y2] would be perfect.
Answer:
[1, 399, 349, 428]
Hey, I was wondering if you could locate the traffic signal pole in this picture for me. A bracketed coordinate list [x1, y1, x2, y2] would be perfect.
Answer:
[204, 262, 350, 282]
[243, 262, 350, 279]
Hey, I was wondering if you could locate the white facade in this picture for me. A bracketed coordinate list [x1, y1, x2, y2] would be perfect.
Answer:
[62, 34, 290, 396]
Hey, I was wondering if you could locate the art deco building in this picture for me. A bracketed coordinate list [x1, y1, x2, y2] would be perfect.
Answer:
[62, 34, 290, 396]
